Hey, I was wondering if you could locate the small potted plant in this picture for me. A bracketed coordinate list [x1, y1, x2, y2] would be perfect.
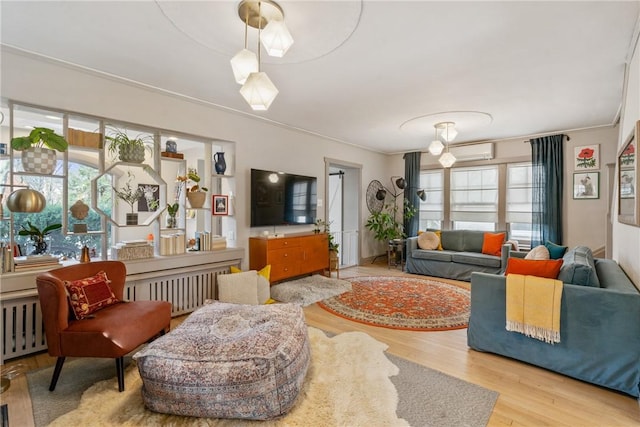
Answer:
[11, 127, 68, 175]
[18, 221, 62, 255]
[105, 126, 153, 164]
[112, 171, 144, 225]
[167, 202, 179, 228]
[183, 168, 208, 208]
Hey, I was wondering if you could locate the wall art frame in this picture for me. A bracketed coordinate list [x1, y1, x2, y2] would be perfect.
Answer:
[618, 120, 640, 226]
[573, 172, 599, 199]
[574, 144, 600, 170]
[213, 194, 228, 216]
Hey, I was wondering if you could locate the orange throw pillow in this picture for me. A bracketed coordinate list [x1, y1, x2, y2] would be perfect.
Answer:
[482, 232, 506, 256]
[505, 258, 564, 279]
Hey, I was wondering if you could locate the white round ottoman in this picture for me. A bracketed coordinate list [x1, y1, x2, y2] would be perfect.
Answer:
[133, 302, 310, 420]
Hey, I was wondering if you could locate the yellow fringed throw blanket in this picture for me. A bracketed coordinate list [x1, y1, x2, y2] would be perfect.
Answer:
[506, 274, 563, 344]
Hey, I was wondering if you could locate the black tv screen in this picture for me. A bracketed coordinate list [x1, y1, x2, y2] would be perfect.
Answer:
[251, 168, 317, 227]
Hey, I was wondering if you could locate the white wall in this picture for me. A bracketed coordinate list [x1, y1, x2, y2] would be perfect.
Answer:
[612, 29, 640, 285]
[0, 47, 391, 266]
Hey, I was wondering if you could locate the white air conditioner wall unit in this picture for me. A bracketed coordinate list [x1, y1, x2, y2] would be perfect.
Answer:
[449, 142, 494, 161]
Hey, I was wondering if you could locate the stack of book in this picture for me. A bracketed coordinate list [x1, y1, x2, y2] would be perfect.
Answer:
[195, 232, 227, 251]
[159, 233, 186, 256]
[13, 254, 62, 271]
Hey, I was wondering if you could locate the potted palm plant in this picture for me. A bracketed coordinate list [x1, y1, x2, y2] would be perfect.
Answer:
[11, 127, 68, 174]
[105, 127, 153, 163]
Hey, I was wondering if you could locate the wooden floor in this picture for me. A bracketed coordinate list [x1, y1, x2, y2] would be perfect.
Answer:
[2, 261, 639, 426]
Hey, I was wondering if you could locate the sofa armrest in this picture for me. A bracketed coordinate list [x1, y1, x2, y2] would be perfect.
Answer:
[500, 243, 510, 271]
[407, 236, 418, 258]
[468, 271, 640, 396]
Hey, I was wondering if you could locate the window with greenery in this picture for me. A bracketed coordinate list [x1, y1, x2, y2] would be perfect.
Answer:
[417, 170, 443, 230]
[2, 160, 111, 259]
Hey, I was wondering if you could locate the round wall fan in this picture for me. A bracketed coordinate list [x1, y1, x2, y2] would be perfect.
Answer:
[366, 180, 385, 214]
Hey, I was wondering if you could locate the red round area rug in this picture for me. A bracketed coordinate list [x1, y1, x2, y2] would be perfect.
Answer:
[317, 276, 470, 331]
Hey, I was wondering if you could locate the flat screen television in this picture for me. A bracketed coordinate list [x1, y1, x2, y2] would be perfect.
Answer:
[250, 168, 317, 227]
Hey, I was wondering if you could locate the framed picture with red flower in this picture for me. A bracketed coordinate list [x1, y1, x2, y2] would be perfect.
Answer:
[574, 144, 599, 170]
[573, 172, 599, 199]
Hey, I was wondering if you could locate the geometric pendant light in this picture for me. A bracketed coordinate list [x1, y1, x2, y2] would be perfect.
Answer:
[434, 121, 457, 168]
[233, 0, 293, 111]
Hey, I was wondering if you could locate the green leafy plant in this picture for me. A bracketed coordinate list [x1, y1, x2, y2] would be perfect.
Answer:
[18, 221, 62, 255]
[167, 202, 180, 218]
[112, 171, 143, 213]
[10, 127, 68, 152]
[104, 127, 153, 159]
[186, 168, 208, 192]
[365, 199, 416, 242]
[314, 219, 340, 252]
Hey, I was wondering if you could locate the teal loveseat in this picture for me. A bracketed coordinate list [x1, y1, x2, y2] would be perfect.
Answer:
[406, 230, 510, 281]
[468, 247, 640, 397]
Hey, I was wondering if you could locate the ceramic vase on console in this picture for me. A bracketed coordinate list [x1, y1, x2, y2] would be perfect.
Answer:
[214, 152, 226, 175]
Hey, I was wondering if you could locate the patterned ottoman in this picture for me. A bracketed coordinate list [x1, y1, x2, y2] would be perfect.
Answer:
[133, 302, 310, 420]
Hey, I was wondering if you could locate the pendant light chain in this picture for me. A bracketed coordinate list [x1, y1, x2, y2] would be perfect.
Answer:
[257, 1, 262, 72]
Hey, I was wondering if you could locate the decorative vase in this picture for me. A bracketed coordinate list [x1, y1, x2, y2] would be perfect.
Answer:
[31, 237, 48, 255]
[166, 139, 177, 153]
[187, 192, 206, 208]
[126, 213, 138, 225]
[214, 152, 227, 175]
[119, 145, 145, 163]
[21, 147, 58, 175]
[167, 215, 177, 228]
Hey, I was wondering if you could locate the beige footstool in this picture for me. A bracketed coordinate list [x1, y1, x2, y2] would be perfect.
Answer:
[133, 302, 310, 420]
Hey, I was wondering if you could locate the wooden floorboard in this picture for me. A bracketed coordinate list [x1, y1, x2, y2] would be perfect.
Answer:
[2, 261, 639, 426]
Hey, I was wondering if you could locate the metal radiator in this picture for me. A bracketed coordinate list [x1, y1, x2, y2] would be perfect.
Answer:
[1, 295, 47, 363]
[1, 265, 231, 362]
[125, 267, 229, 316]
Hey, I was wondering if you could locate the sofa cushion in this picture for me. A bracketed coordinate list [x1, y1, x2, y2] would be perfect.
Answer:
[411, 249, 453, 262]
[557, 246, 600, 287]
[218, 270, 260, 305]
[481, 232, 505, 256]
[525, 245, 550, 260]
[504, 258, 564, 279]
[440, 230, 464, 252]
[417, 231, 440, 250]
[545, 241, 568, 260]
[64, 271, 119, 320]
[463, 230, 486, 253]
[452, 252, 502, 268]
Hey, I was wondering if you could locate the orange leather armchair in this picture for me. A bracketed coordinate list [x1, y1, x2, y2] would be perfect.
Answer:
[36, 261, 172, 392]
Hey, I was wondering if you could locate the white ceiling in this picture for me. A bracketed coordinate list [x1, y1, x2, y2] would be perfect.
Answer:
[1, 1, 639, 154]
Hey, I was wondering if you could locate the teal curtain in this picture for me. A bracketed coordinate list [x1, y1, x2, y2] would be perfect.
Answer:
[531, 135, 564, 246]
[403, 151, 421, 237]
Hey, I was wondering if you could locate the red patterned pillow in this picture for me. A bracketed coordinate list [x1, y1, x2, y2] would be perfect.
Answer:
[64, 271, 119, 319]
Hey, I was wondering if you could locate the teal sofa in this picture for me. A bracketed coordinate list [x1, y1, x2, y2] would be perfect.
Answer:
[468, 247, 640, 397]
[406, 230, 510, 281]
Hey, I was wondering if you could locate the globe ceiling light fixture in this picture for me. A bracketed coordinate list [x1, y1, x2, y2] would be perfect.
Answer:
[435, 121, 457, 168]
[234, 0, 293, 110]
